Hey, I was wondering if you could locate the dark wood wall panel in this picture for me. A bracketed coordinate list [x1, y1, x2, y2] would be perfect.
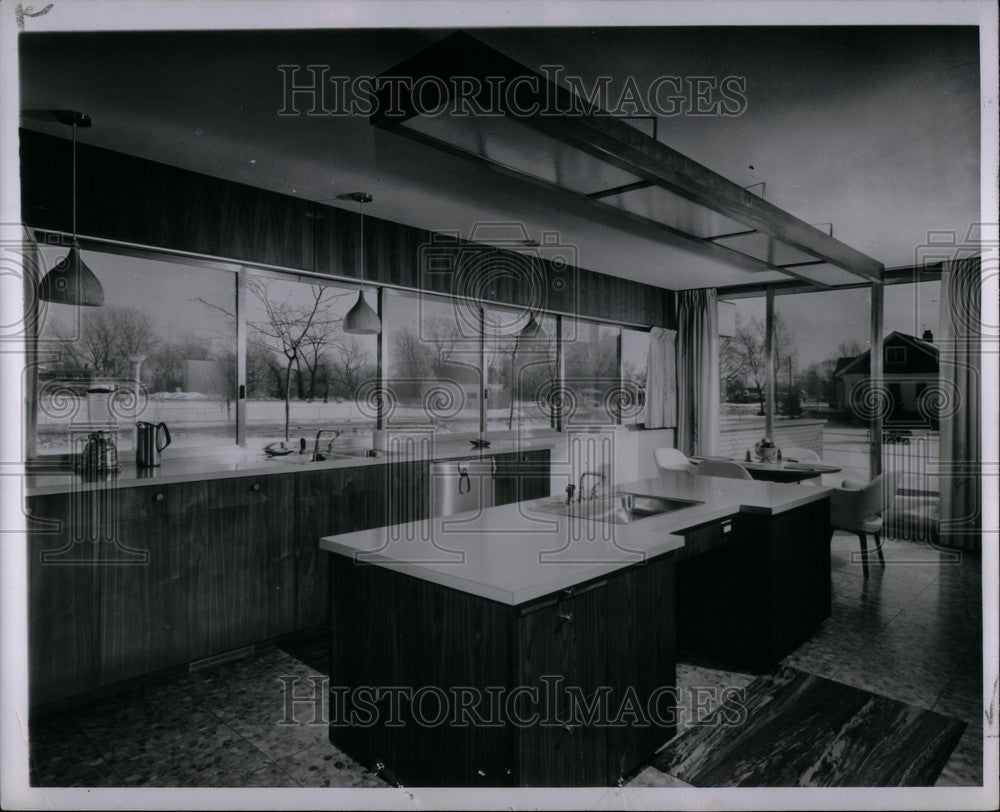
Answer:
[21, 128, 675, 329]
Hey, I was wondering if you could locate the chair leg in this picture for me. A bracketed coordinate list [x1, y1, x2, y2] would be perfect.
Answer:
[874, 532, 885, 568]
[857, 533, 869, 579]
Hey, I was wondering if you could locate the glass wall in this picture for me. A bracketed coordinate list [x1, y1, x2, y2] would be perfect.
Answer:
[774, 287, 873, 482]
[382, 290, 481, 433]
[561, 320, 621, 425]
[484, 306, 558, 433]
[882, 279, 942, 501]
[34, 246, 237, 456]
[718, 294, 767, 425]
[244, 272, 377, 457]
[29, 241, 649, 458]
[621, 328, 649, 425]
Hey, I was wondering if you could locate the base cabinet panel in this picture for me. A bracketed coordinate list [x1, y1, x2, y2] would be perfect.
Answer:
[676, 499, 831, 671]
[328, 551, 675, 787]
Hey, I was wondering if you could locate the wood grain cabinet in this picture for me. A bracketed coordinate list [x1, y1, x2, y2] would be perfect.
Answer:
[26, 461, 431, 710]
[327, 549, 675, 787]
[494, 449, 551, 506]
[675, 498, 831, 671]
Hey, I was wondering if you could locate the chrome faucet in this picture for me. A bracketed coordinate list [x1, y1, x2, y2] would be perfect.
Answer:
[312, 429, 343, 460]
[577, 471, 607, 502]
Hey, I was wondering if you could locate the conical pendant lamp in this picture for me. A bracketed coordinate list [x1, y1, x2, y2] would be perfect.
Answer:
[342, 192, 381, 335]
[37, 110, 104, 307]
[518, 313, 546, 340]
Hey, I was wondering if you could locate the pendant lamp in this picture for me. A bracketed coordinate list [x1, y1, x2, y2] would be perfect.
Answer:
[518, 313, 546, 340]
[342, 192, 381, 335]
[37, 110, 104, 307]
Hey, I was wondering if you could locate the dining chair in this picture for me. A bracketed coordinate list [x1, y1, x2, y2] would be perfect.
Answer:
[654, 447, 692, 473]
[782, 446, 822, 486]
[829, 472, 900, 578]
[782, 446, 821, 462]
[695, 460, 754, 480]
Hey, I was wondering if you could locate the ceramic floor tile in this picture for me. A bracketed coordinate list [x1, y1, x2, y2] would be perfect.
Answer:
[275, 740, 385, 788]
[29, 722, 113, 786]
[89, 707, 224, 761]
[213, 762, 301, 788]
[225, 702, 332, 761]
[111, 722, 271, 787]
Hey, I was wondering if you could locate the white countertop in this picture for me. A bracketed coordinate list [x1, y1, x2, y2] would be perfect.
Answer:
[319, 471, 832, 606]
[23, 436, 557, 497]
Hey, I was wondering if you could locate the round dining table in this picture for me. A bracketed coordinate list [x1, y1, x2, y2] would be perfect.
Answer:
[691, 456, 842, 483]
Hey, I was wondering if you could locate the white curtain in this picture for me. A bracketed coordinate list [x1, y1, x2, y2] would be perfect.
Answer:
[675, 289, 720, 457]
[938, 257, 981, 551]
[645, 327, 677, 429]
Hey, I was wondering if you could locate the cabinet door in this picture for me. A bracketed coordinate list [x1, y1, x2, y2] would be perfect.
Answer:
[494, 450, 551, 506]
[245, 475, 296, 639]
[605, 556, 676, 781]
[98, 514, 189, 684]
[27, 516, 103, 707]
[517, 583, 608, 786]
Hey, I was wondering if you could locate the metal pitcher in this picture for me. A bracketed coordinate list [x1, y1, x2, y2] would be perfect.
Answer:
[136, 421, 171, 467]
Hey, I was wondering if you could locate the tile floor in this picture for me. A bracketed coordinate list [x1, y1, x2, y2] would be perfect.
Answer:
[28, 532, 985, 789]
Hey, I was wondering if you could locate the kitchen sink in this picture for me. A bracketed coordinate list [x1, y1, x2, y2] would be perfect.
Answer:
[528, 493, 702, 524]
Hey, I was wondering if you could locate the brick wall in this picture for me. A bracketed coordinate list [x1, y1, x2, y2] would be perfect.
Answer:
[718, 419, 826, 458]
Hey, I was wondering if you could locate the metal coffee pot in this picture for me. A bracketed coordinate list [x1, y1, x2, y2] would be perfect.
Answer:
[136, 421, 171, 467]
[77, 430, 121, 474]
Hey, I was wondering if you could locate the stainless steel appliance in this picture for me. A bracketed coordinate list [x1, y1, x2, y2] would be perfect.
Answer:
[77, 430, 120, 474]
[136, 421, 171, 467]
[430, 458, 496, 517]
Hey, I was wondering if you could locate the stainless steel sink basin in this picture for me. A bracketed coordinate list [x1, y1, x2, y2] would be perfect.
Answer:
[529, 493, 701, 524]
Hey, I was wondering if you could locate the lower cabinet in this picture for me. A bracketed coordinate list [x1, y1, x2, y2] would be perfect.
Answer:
[494, 449, 551, 506]
[675, 498, 831, 671]
[26, 461, 429, 710]
[328, 551, 675, 787]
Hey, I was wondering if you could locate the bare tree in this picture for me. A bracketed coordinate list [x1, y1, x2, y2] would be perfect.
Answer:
[244, 277, 346, 442]
[720, 311, 795, 415]
[52, 305, 157, 380]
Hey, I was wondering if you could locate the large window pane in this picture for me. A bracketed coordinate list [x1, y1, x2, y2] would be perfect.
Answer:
[774, 287, 873, 483]
[719, 295, 767, 425]
[484, 306, 558, 433]
[561, 319, 620, 425]
[882, 280, 941, 500]
[244, 273, 376, 457]
[621, 328, 649, 425]
[382, 290, 481, 433]
[34, 247, 237, 456]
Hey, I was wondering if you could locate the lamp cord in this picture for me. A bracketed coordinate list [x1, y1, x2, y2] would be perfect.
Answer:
[71, 122, 77, 239]
[359, 197, 365, 284]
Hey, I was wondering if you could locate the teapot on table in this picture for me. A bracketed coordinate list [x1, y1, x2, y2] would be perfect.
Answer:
[754, 437, 779, 463]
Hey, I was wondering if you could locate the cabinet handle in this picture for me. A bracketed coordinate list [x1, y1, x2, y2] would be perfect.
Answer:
[251, 483, 261, 492]
[154, 492, 164, 502]
[557, 610, 574, 624]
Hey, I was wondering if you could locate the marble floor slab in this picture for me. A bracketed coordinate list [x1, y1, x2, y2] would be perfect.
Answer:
[653, 666, 967, 787]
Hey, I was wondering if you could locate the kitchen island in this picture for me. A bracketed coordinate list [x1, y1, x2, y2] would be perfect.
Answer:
[319, 471, 832, 787]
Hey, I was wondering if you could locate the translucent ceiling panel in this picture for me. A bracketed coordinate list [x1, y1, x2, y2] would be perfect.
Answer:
[713, 232, 820, 267]
[781, 262, 867, 287]
[598, 184, 750, 240]
[404, 114, 645, 195]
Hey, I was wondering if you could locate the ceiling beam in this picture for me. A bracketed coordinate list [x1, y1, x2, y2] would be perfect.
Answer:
[371, 32, 884, 285]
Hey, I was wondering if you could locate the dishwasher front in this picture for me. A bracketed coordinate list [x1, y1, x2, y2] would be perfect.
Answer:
[430, 458, 496, 517]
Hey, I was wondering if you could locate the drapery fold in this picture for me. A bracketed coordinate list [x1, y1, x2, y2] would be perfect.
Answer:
[938, 257, 981, 551]
[645, 327, 677, 429]
[675, 289, 720, 457]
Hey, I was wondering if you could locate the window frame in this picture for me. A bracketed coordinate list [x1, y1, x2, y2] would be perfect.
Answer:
[27, 231, 654, 460]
